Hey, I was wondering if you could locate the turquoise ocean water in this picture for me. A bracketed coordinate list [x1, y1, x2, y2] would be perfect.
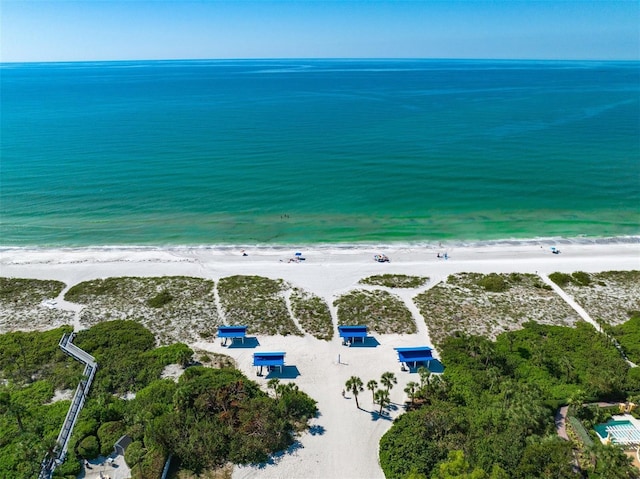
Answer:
[1, 59, 639, 247]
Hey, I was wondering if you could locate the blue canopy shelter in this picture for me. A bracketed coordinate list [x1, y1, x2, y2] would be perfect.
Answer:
[395, 346, 434, 369]
[338, 325, 368, 345]
[217, 325, 248, 346]
[253, 352, 286, 375]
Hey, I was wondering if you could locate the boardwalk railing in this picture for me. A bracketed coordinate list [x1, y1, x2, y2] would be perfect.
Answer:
[38, 333, 98, 479]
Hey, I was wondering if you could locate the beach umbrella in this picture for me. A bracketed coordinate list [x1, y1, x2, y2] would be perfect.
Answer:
[295, 252, 302, 256]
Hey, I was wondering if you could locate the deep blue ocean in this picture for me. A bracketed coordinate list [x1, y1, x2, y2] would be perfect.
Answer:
[1, 59, 639, 246]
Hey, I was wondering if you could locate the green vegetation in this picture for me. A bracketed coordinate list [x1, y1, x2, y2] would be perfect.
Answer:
[289, 288, 333, 340]
[556, 270, 640, 326]
[128, 367, 317, 474]
[346, 372, 398, 416]
[345, 376, 364, 409]
[379, 322, 638, 479]
[334, 289, 416, 334]
[217, 275, 302, 336]
[548, 272, 574, 287]
[360, 274, 428, 289]
[73, 320, 193, 394]
[606, 313, 640, 364]
[414, 273, 578, 346]
[549, 271, 592, 287]
[146, 290, 174, 308]
[476, 273, 509, 292]
[0, 277, 74, 332]
[0, 277, 66, 303]
[0, 321, 317, 479]
[0, 326, 80, 388]
[65, 276, 220, 344]
[0, 382, 71, 478]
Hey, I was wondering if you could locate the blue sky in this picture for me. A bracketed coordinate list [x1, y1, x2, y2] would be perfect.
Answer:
[1, 1, 638, 62]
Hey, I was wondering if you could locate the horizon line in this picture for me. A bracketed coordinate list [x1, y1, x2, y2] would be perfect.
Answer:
[2, 56, 639, 65]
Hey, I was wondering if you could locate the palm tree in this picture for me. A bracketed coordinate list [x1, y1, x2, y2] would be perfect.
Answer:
[567, 389, 587, 416]
[380, 371, 397, 393]
[374, 389, 390, 414]
[345, 376, 364, 409]
[589, 442, 636, 478]
[417, 366, 431, 390]
[367, 379, 378, 403]
[404, 381, 418, 405]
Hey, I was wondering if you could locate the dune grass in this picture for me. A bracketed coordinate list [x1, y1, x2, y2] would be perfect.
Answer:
[414, 272, 581, 346]
[359, 274, 429, 289]
[0, 277, 74, 333]
[65, 276, 220, 344]
[290, 288, 333, 340]
[555, 270, 640, 326]
[334, 289, 416, 334]
[217, 275, 302, 336]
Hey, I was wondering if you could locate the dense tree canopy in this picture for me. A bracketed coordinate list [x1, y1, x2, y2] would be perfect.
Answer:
[0, 321, 317, 479]
[607, 313, 640, 365]
[380, 321, 639, 479]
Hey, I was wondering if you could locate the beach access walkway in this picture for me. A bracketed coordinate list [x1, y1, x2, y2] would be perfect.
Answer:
[39, 333, 98, 479]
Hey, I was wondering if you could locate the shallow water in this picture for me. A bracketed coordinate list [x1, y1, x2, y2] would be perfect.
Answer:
[2, 59, 638, 246]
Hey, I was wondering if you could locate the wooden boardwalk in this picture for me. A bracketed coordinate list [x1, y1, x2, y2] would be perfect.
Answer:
[39, 333, 98, 479]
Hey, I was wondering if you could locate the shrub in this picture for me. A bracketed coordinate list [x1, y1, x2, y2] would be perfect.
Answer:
[334, 289, 416, 334]
[290, 288, 333, 340]
[217, 275, 301, 336]
[97, 421, 126, 456]
[360, 274, 428, 288]
[559, 271, 640, 327]
[548, 272, 573, 287]
[64, 276, 220, 344]
[476, 273, 508, 292]
[0, 278, 66, 305]
[0, 326, 78, 387]
[571, 272, 591, 286]
[77, 435, 100, 459]
[125, 440, 146, 468]
[131, 446, 166, 479]
[146, 290, 173, 308]
[608, 315, 640, 365]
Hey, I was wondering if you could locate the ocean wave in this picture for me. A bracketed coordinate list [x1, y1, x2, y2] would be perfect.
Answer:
[2, 235, 638, 254]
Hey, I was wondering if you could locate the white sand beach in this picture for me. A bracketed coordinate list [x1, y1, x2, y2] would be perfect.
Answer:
[1, 241, 639, 479]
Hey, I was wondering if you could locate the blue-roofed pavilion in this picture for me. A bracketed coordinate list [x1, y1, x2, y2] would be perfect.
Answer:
[217, 325, 247, 346]
[394, 346, 434, 369]
[253, 352, 285, 375]
[338, 325, 368, 345]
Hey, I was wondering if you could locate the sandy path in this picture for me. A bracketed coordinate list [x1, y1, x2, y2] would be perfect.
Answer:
[196, 332, 421, 479]
[540, 274, 602, 332]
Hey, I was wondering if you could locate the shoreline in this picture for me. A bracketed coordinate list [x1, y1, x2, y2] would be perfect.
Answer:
[2, 241, 637, 272]
[1, 234, 639, 253]
[1, 241, 638, 306]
